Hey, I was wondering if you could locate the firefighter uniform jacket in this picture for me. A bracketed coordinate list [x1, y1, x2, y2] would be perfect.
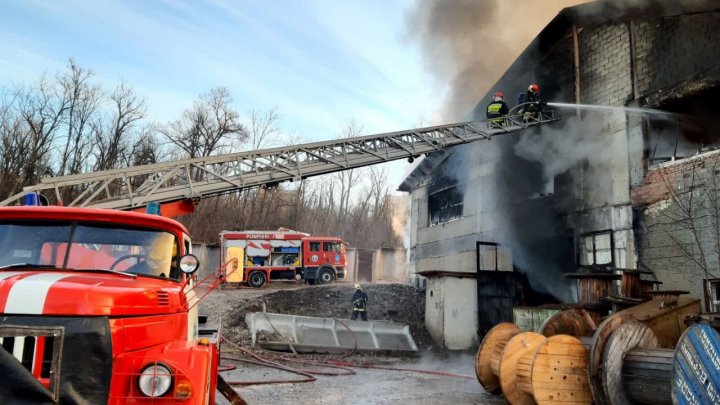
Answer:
[486, 100, 509, 120]
[521, 91, 542, 114]
[352, 289, 368, 311]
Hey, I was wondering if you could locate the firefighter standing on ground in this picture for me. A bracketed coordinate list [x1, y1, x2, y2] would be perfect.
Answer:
[351, 283, 368, 321]
[486, 91, 509, 127]
[520, 83, 542, 121]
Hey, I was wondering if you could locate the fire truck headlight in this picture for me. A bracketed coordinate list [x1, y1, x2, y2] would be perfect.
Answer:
[138, 364, 173, 397]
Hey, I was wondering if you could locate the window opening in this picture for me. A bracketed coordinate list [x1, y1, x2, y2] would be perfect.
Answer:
[429, 185, 463, 225]
[476, 242, 513, 272]
[578, 231, 614, 266]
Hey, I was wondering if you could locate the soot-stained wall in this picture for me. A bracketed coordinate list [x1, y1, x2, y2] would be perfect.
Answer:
[405, 2, 720, 349]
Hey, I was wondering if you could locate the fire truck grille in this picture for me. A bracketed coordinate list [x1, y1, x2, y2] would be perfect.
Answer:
[156, 290, 170, 306]
[0, 316, 112, 404]
[1, 334, 56, 378]
[0, 325, 64, 400]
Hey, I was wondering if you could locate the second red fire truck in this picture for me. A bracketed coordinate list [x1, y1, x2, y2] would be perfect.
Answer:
[220, 230, 346, 288]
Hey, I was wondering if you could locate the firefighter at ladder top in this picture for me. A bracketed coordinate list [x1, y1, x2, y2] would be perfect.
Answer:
[351, 283, 369, 321]
[486, 91, 509, 127]
[519, 83, 542, 121]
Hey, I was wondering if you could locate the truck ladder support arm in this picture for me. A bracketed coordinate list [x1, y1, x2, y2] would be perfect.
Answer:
[0, 111, 559, 211]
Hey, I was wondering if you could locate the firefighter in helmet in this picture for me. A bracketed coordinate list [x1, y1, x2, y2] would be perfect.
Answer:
[351, 283, 369, 321]
[486, 91, 509, 128]
[520, 83, 542, 121]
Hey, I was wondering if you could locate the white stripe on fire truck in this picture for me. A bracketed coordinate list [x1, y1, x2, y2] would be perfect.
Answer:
[0, 271, 22, 281]
[4, 273, 72, 314]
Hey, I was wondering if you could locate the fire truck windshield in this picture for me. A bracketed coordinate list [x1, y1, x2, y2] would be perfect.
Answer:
[0, 221, 179, 280]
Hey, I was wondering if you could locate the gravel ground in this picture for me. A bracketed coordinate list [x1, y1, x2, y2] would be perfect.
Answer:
[202, 282, 503, 404]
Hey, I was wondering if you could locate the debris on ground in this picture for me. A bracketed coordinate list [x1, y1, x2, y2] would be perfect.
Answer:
[200, 283, 432, 351]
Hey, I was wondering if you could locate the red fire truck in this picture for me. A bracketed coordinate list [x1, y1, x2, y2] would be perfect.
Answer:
[220, 230, 346, 288]
[0, 206, 244, 404]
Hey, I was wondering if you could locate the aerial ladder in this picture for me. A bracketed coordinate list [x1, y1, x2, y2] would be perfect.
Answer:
[0, 107, 559, 216]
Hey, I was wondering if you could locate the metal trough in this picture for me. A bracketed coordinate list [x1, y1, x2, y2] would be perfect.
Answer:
[245, 312, 418, 353]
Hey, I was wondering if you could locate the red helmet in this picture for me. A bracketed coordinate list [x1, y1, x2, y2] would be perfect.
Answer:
[494, 91, 504, 98]
[529, 83, 540, 93]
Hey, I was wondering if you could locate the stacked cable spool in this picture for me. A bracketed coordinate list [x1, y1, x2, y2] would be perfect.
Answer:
[475, 308, 596, 405]
[475, 306, 720, 405]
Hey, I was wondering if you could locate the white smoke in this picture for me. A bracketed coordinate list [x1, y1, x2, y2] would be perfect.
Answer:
[515, 110, 627, 184]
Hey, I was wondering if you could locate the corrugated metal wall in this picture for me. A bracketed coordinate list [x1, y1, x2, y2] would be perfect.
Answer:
[192, 243, 220, 279]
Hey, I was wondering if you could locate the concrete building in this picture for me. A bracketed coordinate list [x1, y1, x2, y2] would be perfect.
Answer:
[400, 0, 720, 349]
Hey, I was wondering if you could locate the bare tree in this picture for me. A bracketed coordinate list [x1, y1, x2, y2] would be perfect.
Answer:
[93, 81, 146, 171]
[646, 153, 720, 310]
[335, 120, 364, 230]
[159, 87, 246, 159]
[57, 59, 100, 177]
[0, 94, 32, 197]
[246, 107, 281, 150]
[13, 75, 70, 193]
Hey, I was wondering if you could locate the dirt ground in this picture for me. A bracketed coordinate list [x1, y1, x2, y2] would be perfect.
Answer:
[201, 282, 504, 404]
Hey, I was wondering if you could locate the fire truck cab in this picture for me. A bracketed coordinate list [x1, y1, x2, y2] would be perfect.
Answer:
[0, 206, 220, 404]
[220, 230, 346, 288]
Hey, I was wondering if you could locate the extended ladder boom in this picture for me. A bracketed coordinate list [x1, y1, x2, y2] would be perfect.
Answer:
[0, 110, 559, 210]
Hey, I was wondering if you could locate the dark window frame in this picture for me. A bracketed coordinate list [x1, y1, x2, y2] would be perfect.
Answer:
[428, 185, 464, 226]
[577, 230, 614, 266]
[476, 242, 513, 272]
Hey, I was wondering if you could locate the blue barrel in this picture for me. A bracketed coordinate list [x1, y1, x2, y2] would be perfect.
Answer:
[672, 323, 720, 404]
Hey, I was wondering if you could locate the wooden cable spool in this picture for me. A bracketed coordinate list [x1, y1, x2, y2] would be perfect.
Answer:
[475, 322, 521, 392]
[517, 334, 592, 405]
[476, 322, 592, 405]
[500, 332, 547, 405]
[538, 308, 596, 337]
[477, 304, 709, 405]
[588, 297, 700, 405]
[590, 319, 720, 405]
[600, 321, 670, 405]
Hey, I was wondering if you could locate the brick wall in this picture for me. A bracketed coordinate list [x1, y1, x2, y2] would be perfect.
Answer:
[634, 150, 720, 299]
[579, 23, 633, 106]
[634, 11, 720, 98]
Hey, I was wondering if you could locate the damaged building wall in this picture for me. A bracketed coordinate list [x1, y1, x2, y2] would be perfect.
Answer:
[403, 1, 720, 349]
[634, 12, 720, 99]
[633, 150, 720, 300]
[630, 10, 720, 302]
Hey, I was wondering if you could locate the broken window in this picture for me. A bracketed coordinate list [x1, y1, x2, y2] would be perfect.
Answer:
[477, 242, 513, 272]
[578, 231, 613, 266]
[428, 185, 463, 225]
[648, 86, 720, 165]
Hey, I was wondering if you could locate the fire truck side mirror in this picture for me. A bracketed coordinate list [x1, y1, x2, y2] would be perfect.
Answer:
[179, 254, 200, 274]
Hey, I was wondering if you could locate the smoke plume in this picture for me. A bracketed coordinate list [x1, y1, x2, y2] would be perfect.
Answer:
[406, 0, 588, 121]
[515, 110, 626, 184]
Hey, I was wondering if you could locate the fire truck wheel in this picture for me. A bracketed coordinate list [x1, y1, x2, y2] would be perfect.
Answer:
[318, 268, 335, 284]
[248, 271, 267, 288]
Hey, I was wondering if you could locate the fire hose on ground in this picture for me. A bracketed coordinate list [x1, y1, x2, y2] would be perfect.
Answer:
[218, 333, 475, 390]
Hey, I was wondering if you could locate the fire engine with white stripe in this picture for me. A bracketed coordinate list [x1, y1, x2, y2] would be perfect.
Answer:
[0, 204, 245, 404]
[220, 229, 346, 288]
